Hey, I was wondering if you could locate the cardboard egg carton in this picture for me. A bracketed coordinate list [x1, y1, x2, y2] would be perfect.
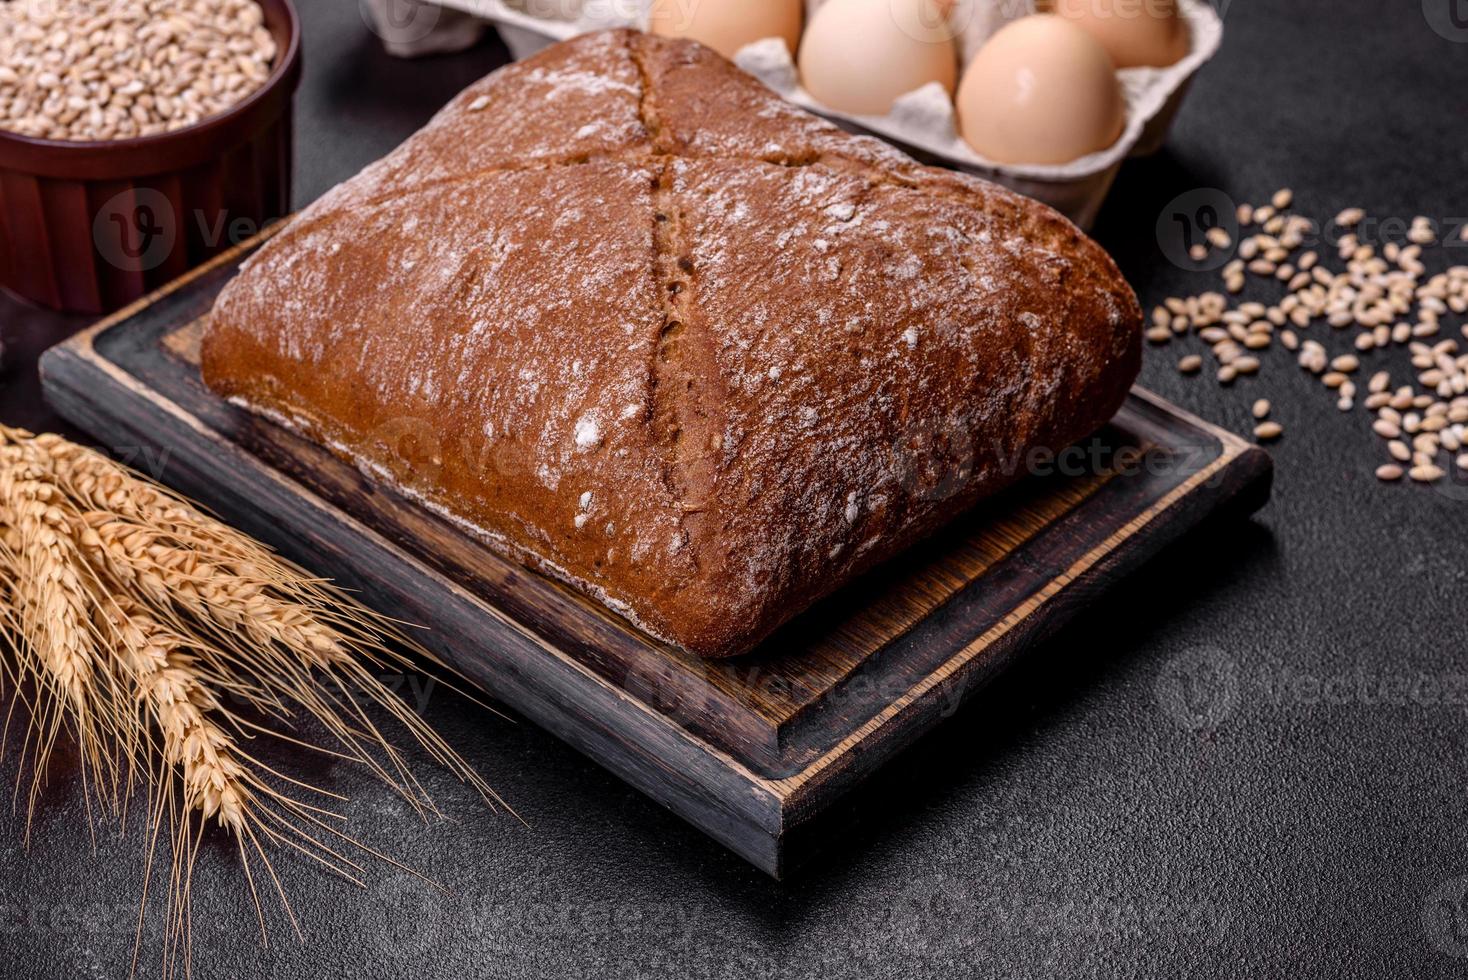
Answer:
[364, 0, 1222, 229]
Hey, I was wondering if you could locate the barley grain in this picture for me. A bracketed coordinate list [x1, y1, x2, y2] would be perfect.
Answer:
[1150, 202, 1468, 489]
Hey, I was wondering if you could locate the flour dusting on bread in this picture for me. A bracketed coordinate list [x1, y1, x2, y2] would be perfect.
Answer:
[201, 29, 1141, 658]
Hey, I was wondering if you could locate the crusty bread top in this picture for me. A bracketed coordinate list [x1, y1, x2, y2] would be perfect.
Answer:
[202, 30, 1141, 658]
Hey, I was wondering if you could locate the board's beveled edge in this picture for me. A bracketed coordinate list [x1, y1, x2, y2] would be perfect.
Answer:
[763, 390, 1269, 773]
[773, 431, 1269, 822]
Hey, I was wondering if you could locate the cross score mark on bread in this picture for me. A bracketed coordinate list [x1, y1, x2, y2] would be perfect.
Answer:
[201, 30, 1142, 659]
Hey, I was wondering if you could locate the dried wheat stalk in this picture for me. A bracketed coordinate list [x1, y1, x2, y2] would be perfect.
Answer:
[0, 425, 506, 977]
[0, 443, 123, 825]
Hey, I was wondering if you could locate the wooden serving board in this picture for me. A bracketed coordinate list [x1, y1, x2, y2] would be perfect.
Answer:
[40, 232, 1272, 877]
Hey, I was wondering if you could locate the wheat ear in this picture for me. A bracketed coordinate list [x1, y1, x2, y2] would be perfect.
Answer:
[0, 444, 120, 824]
[105, 601, 439, 965]
[80, 513, 506, 815]
[0, 425, 507, 977]
[29, 432, 272, 565]
[105, 598, 306, 972]
[108, 600, 252, 831]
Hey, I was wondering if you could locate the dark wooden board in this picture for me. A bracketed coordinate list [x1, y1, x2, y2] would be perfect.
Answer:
[40, 231, 1272, 877]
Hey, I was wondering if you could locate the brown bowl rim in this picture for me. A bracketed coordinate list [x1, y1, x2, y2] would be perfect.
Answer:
[0, 0, 301, 173]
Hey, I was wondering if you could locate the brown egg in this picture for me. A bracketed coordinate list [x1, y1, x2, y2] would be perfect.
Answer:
[798, 0, 958, 117]
[1043, 0, 1190, 68]
[648, 0, 804, 60]
[956, 15, 1125, 165]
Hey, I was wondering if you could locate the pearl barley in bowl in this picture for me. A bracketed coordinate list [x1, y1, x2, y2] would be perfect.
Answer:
[956, 15, 1125, 165]
[0, 0, 300, 314]
[0, 0, 279, 142]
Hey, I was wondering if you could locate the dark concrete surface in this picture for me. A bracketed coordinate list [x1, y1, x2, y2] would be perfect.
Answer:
[4, 0, 1468, 977]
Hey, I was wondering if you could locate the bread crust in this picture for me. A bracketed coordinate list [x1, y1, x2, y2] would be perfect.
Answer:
[201, 29, 1142, 659]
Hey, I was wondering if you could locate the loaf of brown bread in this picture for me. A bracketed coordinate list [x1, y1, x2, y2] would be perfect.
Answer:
[201, 29, 1142, 659]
